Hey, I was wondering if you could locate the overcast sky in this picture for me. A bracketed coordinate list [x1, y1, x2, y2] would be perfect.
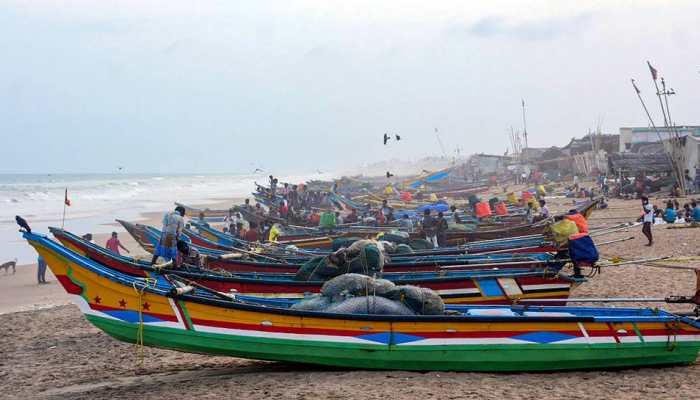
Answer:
[2, 0, 699, 174]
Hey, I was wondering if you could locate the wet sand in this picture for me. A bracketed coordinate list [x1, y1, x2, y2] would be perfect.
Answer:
[3, 194, 700, 399]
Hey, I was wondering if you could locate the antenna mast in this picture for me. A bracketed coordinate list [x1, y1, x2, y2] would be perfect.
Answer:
[434, 128, 447, 159]
[521, 99, 529, 150]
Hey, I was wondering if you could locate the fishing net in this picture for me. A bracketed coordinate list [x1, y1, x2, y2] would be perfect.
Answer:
[393, 244, 413, 254]
[293, 241, 385, 282]
[325, 296, 415, 316]
[321, 273, 396, 301]
[345, 241, 384, 274]
[293, 256, 328, 281]
[378, 232, 411, 245]
[289, 294, 332, 311]
[385, 285, 445, 315]
[408, 239, 434, 250]
[294, 273, 444, 316]
[331, 237, 361, 251]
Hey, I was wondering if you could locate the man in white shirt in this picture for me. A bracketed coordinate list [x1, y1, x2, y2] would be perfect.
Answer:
[224, 209, 239, 235]
[151, 206, 185, 264]
[641, 197, 653, 246]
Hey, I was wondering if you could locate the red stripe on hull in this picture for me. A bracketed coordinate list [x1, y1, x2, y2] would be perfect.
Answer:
[56, 275, 84, 295]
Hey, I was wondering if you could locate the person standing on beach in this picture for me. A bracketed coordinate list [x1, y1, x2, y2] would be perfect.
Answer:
[37, 255, 47, 284]
[641, 197, 653, 246]
[224, 209, 240, 235]
[539, 199, 550, 219]
[106, 232, 129, 255]
[436, 211, 448, 247]
[421, 209, 438, 248]
[151, 206, 185, 265]
[242, 198, 253, 211]
[399, 214, 413, 232]
[82, 233, 96, 244]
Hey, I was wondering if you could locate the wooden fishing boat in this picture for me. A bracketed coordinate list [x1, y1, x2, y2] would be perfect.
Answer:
[24, 230, 700, 371]
[118, 219, 335, 254]
[49, 228, 575, 305]
[174, 202, 230, 218]
[190, 220, 559, 257]
[108, 223, 561, 274]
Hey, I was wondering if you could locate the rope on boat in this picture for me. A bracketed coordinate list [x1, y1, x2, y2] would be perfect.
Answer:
[131, 278, 157, 370]
[666, 320, 681, 351]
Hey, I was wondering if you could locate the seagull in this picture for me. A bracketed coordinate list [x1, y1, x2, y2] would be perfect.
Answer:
[15, 215, 31, 233]
[253, 168, 264, 173]
[117, 166, 124, 171]
[383, 133, 390, 145]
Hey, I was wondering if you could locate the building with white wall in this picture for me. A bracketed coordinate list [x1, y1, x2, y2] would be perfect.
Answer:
[619, 126, 700, 152]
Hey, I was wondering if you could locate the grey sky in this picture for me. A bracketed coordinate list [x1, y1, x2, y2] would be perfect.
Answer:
[2, 1, 699, 174]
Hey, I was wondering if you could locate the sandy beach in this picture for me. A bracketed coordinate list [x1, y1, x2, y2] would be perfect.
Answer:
[3, 194, 700, 399]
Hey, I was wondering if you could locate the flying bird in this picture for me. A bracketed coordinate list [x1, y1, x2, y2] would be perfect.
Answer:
[117, 166, 124, 171]
[383, 133, 390, 145]
[253, 168, 264, 173]
[15, 215, 31, 233]
[386, 171, 394, 178]
[395, 134, 401, 141]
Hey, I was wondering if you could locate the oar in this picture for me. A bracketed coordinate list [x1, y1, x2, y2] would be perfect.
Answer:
[597, 256, 670, 267]
[517, 296, 699, 304]
[472, 245, 551, 255]
[217, 246, 287, 263]
[595, 236, 635, 246]
[439, 258, 571, 270]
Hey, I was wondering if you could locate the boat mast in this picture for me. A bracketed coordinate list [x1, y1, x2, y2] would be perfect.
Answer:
[521, 99, 528, 160]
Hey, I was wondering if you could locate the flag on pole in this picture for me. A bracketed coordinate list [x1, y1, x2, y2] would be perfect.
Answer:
[64, 188, 71, 207]
[647, 61, 658, 81]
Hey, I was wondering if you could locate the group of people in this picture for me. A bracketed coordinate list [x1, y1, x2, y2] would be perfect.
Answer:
[640, 196, 700, 246]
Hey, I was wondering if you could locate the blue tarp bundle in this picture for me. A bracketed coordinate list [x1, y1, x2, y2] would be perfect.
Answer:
[568, 235, 599, 264]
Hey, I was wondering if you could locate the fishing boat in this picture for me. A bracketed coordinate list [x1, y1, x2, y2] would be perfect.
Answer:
[49, 228, 575, 305]
[174, 202, 230, 219]
[23, 230, 700, 371]
[108, 223, 563, 274]
[189, 220, 559, 256]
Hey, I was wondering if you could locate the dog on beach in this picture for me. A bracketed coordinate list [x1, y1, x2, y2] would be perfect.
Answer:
[1, 258, 17, 274]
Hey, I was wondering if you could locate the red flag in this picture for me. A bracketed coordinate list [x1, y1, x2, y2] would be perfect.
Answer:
[647, 61, 657, 81]
[64, 188, 71, 207]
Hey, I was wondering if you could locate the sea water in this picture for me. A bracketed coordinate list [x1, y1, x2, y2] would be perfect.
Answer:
[0, 172, 331, 264]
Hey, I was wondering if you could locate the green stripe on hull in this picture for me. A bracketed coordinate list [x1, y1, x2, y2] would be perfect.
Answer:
[85, 315, 700, 372]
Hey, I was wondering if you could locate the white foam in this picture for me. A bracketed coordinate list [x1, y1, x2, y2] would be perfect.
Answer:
[0, 172, 332, 263]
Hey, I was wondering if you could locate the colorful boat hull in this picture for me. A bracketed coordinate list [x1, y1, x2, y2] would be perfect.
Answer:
[51, 228, 574, 305]
[24, 231, 700, 372]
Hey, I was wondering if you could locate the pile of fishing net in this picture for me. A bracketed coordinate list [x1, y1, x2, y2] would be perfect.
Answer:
[290, 273, 445, 316]
[331, 233, 437, 253]
[294, 240, 386, 281]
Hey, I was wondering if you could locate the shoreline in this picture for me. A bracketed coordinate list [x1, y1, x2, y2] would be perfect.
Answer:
[0, 198, 243, 315]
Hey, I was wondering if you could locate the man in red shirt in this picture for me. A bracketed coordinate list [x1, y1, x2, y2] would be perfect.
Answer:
[106, 232, 130, 255]
[244, 222, 259, 242]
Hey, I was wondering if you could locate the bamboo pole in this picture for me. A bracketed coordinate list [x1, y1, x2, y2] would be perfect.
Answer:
[518, 297, 685, 303]
[595, 236, 635, 246]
